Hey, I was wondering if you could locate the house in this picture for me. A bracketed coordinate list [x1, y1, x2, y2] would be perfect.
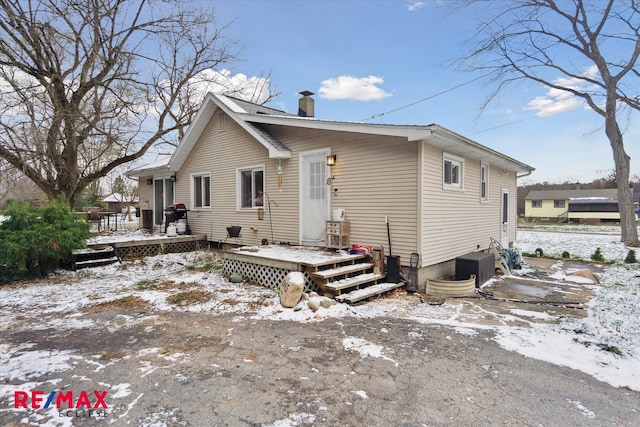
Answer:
[128, 91, 534, 286]
[101, 193, 139, 214]
[524, 189, 623, 223]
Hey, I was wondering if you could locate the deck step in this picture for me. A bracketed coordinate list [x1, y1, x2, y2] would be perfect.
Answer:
[302, 254, 367, 272]
[311, 263, 373, 280]
[321, 272, 384, 293]
[73, 245, 119, 270]
[335, 282, 405, 304]
[74, 256, 119, 269]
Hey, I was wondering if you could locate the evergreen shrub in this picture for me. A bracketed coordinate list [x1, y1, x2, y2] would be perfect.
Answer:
[590, 247, 605, 263]
[0, 199, 91, 281]
[624, 249, 637, 264]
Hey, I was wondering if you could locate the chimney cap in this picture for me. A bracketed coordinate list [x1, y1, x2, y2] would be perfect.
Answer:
[299, 90, 314, 97]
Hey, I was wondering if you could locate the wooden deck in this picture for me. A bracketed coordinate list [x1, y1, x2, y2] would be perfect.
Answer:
[88, 233, 208, 259]
[222, 245, 404, 302]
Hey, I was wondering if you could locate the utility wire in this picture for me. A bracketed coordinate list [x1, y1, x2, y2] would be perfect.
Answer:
[360, 72, 493, 121]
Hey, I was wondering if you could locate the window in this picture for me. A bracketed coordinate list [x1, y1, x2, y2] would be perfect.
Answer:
[480, 163, 489, 201]
[238, 165, 264, 208]
[531, 200, 542, 208]
[443, 153, 464, 189]
[192, 174, 211, 208]
[554, 200, 566, 208]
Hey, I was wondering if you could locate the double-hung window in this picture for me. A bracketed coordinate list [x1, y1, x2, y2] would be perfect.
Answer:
[238, 165, 264, 208]
[192, 174, 211, 209]
[191, 173, 211, 209]
[553, 200, 565, 208]
[480, 163, 489, 201]
[532, 200, 542, 208]
[443, 153, 464, 189]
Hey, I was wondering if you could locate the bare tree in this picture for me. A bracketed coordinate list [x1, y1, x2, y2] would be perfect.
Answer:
[0, 0, 275, 207]
[456, 0, 640, 245]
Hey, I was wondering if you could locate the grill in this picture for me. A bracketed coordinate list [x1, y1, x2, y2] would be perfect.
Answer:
[164, 203, 189, 233]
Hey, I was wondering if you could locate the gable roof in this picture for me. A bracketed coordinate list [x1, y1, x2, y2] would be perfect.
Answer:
[525, 189, 618, 200]
[131, 92, 535, 176]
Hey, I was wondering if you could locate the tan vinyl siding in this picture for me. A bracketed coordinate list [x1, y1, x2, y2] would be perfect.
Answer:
[266, 126, 420, 262]
[421, 143, 517, 266]
[174, 108, 519, 269]
[137, 177, 154, 227]
[175, 110, 298, 244]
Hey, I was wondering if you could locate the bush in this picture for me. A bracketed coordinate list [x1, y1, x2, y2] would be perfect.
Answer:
[624, 249, 637, 264]
[0, 199, 91, 281]
[590, 247, 605, 263]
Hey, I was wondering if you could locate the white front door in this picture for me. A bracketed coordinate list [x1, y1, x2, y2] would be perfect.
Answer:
[300, 150, 330, 245]
[501, 188, 510, 247]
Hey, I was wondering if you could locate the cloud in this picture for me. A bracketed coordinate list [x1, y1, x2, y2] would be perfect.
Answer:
[406, 1, 425, 11]
[188, 69, 272, 104]
[318, 75, 392, 101]
[526, 88, 585, 116]
[525, 66, 600, 117]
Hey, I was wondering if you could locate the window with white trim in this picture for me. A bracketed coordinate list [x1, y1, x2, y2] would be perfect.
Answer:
[192, 174, 211, 208]
[532, 200, 542, 208]
[554, 200, 565, 208]
[443, 153, 464, 189]
[238, 165, 264, 208]
[480, 163, 489, 201]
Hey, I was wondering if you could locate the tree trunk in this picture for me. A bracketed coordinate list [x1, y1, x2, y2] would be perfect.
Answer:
[606, 107, 639, 246]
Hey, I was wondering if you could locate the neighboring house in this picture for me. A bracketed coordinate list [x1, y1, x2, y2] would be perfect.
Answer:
[128, 92, 534, 283]
[101, 193, 139, 213]
[524, 189, 622, 222]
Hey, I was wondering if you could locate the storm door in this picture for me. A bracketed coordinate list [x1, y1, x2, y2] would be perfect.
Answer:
[501, 188, 510, 247]
[300, 150, 330, 245]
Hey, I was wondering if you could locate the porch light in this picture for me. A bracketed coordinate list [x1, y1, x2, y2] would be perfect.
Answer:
[170, 174, 177, 182]
[326, 154, 336, 167]
[146, 179, 153, 185]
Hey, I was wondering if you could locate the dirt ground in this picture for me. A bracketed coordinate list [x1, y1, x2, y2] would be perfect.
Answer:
[1, 273, 638, 426]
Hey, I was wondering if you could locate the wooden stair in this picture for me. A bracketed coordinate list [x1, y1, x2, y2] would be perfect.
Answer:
[335, 282, 405, 304]
[73, 245, 119, 270]
[306, 255, 403, 303]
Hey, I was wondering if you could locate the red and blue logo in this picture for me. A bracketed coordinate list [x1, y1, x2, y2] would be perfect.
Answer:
[14, 390, 109, 417]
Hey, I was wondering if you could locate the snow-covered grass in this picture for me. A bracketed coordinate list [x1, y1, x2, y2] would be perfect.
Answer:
[0, 224, 639, 400]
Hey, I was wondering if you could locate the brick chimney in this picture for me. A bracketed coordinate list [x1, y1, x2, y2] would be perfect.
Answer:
[298, 91, 314, 118]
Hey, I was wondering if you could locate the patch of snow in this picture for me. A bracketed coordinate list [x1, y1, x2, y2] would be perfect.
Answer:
[352, 390, 369, 399]
[263, 412, 317, 427]
[342, 337, 398, 367]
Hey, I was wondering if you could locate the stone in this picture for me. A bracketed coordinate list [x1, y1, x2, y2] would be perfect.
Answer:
[319, 299, 332, 309]
[307, 300, 320, 311]
[279, 272, 305, 308]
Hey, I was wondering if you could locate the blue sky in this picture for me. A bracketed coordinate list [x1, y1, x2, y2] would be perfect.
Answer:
[204, 0, 639, 184]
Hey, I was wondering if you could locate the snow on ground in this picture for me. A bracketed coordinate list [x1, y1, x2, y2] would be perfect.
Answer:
[1, 223, 639, 398]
